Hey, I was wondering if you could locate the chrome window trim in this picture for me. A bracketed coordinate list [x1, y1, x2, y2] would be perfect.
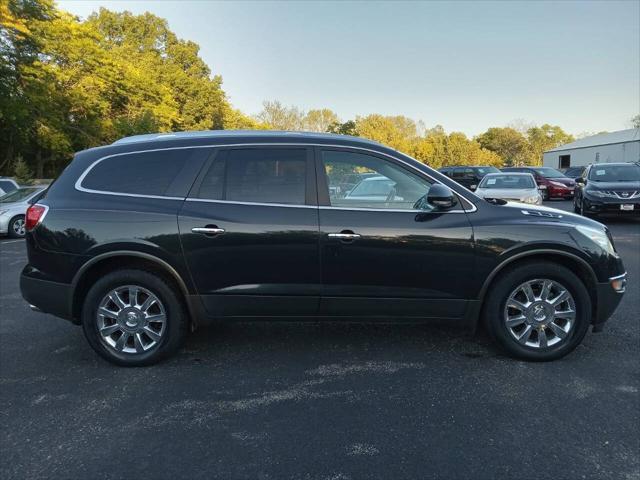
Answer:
[74, 143, 478, 212]
[185, 198, 317, 209]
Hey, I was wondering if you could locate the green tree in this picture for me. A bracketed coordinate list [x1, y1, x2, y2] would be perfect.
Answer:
[355, 114, 414, 154]
[303, 108, 339, 132]
[327, 120, 358, 136]
[476, 127, 529, 166]
[13, 155, 33, 184]
[526, 124, 574, 166]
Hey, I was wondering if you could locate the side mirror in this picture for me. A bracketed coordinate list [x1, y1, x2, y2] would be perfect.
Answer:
[469, 184, 478, 191]
[427, 184, 458, 210]
[575, 177, 585, 185]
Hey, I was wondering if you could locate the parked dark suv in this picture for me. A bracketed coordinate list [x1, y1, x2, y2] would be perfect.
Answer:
[438, 166, 500, 190]
[21, 131, 627, 366]
[574, 162, 640, 216]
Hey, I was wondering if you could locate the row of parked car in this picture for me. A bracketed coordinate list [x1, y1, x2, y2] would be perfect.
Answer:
[438, 163, 640, 217]
[0, 177, 48, 238]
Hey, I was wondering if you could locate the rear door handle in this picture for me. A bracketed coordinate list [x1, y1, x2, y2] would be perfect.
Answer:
[192, 226, 225, 236]
[328, 230, 361, 241]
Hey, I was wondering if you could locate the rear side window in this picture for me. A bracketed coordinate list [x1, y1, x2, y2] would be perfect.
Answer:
[81, 149, 201, 197]
[195, 148, 307, 205]
[0, 180, 18, 193]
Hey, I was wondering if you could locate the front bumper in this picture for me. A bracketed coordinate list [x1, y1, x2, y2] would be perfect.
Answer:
[20, 267, 76, 323]
[583, 195, 640, 214]
[592, 272, 627, 331]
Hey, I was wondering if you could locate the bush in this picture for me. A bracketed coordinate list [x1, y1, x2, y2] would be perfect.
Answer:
[14, 157, 34, 185]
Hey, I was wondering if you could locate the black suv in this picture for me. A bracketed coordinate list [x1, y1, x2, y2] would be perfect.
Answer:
[574, 162, 640, 216]
[438, 166, 500, 190]
[21, 131, 626, 366]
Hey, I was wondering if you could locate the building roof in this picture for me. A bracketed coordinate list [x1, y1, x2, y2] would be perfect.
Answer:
[112, 129, 382, 147]
[545, 128, 640, 153]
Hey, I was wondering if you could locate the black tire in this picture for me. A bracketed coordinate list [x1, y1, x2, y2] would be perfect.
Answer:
[573, 196, 580, 213]
[8, 215, 25, 238]
[81, 269, 187, 366]
[483, 261, 592, 361]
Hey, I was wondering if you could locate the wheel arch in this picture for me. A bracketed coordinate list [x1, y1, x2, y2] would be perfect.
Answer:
[476, 249, 599, 326]
[70, 251, 193, 322]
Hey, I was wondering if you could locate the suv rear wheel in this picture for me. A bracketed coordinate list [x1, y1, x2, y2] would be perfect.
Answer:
[483, 261, 591, 361]
[81, 269, 187, 366]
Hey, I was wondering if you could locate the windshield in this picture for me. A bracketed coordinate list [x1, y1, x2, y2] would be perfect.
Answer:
[479, 174, 536, 189]
[532, 167, 566, 178]
[0, 187, 41, 203]
[349, 178, 395, 196]
[588, 164, 640, 182]
[476, 167, 500, 175]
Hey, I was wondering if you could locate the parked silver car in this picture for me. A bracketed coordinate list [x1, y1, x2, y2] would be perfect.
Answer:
[474, 173, 542, 205]
[0, 186, 47, 238]
[0, 177, 19, 196]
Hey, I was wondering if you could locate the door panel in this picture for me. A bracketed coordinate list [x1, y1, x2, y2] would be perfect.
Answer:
[319, 209, 474, 316]
[317, 148, 475, 318]
[178, 147, 320, 317]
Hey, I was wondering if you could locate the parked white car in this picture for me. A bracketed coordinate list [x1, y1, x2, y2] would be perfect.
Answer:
[0, 186, 47, 238]
[474, 173, 542, 205]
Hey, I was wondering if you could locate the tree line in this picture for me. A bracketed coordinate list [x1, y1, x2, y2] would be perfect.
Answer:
[0, 0, 618, 181]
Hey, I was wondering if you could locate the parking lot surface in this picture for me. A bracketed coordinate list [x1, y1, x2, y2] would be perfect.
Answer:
[1, 201, 638, 479]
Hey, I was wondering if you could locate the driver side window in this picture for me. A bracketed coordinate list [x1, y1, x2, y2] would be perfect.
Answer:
[321, 150, 433, 210]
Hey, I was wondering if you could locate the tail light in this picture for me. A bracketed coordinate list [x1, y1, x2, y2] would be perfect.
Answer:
[25, 204, 49, 231]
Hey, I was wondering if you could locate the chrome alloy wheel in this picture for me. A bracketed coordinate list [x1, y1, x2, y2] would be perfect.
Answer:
[12, 217, 25, 236]
[97, 285, 166, 354]
[504, 279, 576, 349]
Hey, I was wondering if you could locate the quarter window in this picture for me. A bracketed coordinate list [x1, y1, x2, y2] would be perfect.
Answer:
[81, 150, 195, 197]
[321, 150, 433, 210]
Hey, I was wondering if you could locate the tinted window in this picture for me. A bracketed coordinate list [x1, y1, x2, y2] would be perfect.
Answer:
[322, 150, 433, 210]
[82, 150, 193, 196]
[224, 148, 306, 205]
[588, 164, 640, 182]
[476, 167, 500, 175]
[531, 167, 566, 178]
[479, 174, 536, 189]
[196, 157, 225, 200]
[0, 180, 17, 193]
[0, 187, 42, 203]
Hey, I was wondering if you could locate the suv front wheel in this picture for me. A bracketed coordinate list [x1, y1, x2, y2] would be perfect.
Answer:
[81, 269, 187, 366]
[483, 261, 591, 361]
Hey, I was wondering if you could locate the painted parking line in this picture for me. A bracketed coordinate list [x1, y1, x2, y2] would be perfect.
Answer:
[0, 240, 25, 245]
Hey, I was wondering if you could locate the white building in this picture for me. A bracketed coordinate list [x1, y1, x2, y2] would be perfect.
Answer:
[543, 128, 640, 169]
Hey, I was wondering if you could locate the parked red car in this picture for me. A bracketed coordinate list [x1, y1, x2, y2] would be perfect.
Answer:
[501, 167, 575, 200]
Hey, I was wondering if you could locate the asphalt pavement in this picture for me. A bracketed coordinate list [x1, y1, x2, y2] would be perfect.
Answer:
[1, 200, 638, 479]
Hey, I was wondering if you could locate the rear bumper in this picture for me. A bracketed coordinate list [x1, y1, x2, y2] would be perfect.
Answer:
[592, 273, 626, 330]
[547, 186, 574, 198]
[20, 267, 76, 323]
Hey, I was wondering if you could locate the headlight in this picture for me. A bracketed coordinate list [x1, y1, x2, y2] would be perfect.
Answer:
[549, 181, 566, 187]
[522, 195, 540, 204]
[586, 190, 607, 197]
[575, 225, 616, 254]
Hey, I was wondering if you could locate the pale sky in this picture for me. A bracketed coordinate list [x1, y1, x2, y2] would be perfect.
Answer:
[58, 0, 640, 136]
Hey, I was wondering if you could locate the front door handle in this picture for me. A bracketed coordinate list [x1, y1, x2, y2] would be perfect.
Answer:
[192, 226, 225, 236]
[328, 231, 361, 241]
